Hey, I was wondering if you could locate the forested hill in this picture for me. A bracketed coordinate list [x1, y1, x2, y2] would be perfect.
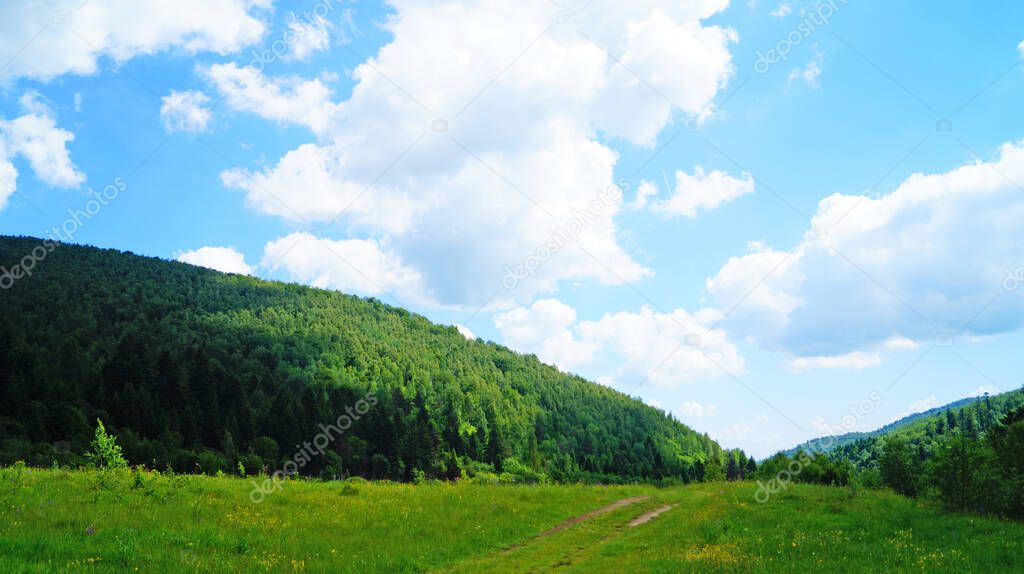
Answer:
[0, 236, 747, 483]
[785, 388, 1024, 468]
[783, 395, 999, 457]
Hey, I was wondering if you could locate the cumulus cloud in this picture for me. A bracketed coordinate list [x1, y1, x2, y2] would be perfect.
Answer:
[579, 305, 745, 386]
[770, 3, 792, 18]
[973, 385, 1000, 396]
[889, 395, 941, 423]
[883, 336, 920, 350]
[0, 93, 85, 210]
[786, 351, 881, 373]
[908, 395, 939, 413]
[261, 232, 432, 305]
[215, 1, 738, 306]
[176, 246, 253, 275]
[678, 401, 718, 418]
[653, 165, 754, 217]
[629, 180, 660, 210]
[788, 52, 823, 89]
[455, 324, 476, 340]
[285, 14, 331, 61]
[707, 140, 1024, 359]
[712, 414, 771, 445]
[204, 63, 338, 134]
[160, 90, 212, 133]
[494, 298, 744, 385]
[493, 299, 600, 372]
[0, 0, 268, 82]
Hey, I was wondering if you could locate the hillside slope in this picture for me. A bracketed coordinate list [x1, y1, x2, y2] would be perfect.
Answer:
[785, 388, 1024, 468]
[0, 236, 742, 482]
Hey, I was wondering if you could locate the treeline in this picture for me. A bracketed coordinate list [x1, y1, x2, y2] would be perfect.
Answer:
[0, 236, 747, 484]
[758, 394, 1024, 518]
[874, 403, 1024, 517]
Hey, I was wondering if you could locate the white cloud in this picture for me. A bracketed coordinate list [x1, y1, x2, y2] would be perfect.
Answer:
[973, 385, 1000, 396]
[883, 336, 920, 350]
[770, 3, 792, 18]
[455, 324, 476, 340]
[3, 112, 84, 187]
[708, 140, 1024, 359]
[579, 306, 745, 386]
[494, 299, 744, 386]
[494, 299, 600, 372]
[653, 166, 754, 217]
[204, 63, 338, 134]
[629, 180, 660, 210]
[810, 416, 833, 435]
[261, 232, 431, 305]
[286, 14, 331, 61]
[215, 1, 738, 306]
[0, 141, 16, 210]
[0, 0, 268, 82]
[678, 401, 718, 418]
[711, 414, 774, 448]
[1018, 40, 1024, 58]
[715, 420, 754, 442]
[160, 90, 212, 133]
[908, 395, 939, 413]
[788, 53, 823, 89]
[176, 246, 253, 275]
[0, 93, 84, 209]
[787, 351, 881, 372]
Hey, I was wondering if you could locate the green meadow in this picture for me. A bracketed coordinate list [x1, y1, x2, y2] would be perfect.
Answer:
[2, 464, 1022, 573]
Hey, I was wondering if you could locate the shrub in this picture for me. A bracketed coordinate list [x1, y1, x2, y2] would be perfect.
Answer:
[498, 457, 548, 484]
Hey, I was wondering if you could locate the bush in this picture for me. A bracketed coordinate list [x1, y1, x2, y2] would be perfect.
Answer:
[471, 471, 500, 485]
[197, 450, 229, 475]
[498, 457, 548, 484]
[340, 476, 366, 496]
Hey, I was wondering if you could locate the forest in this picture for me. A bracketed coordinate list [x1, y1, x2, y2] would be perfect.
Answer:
[0, 236, 751, 484]
[757, 389, 1024, 518]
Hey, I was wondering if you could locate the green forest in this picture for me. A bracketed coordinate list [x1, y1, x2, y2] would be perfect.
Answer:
[0, 236, 750, 484]
[757, 389, 1024, 518]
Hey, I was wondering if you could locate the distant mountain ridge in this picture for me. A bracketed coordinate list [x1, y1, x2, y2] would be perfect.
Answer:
[782, 389, 1024, 468]
[783, 395, 987, 456]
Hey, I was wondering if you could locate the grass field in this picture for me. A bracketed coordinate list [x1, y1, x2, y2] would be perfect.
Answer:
[2, 464, 1022, 573]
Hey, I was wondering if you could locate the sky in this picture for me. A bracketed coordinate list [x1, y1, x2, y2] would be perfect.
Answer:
[1, 0, 1023, 457]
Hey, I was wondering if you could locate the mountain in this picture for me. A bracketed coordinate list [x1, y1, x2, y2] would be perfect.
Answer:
[783, 389, 1024, 468]
[0, 236, 745, 483]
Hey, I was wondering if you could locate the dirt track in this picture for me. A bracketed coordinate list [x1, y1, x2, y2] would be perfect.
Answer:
[627, 504, 676, 527]
[503, 496, 650, 551]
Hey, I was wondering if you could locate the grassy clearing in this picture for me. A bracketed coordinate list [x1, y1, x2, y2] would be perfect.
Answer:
[0, 465, 652, 573]
[543, 484, 1024, 573]
[1, 465, 1022, 573]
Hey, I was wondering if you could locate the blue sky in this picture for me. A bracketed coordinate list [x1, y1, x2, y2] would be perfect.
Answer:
[2, 0, 1023, 456]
